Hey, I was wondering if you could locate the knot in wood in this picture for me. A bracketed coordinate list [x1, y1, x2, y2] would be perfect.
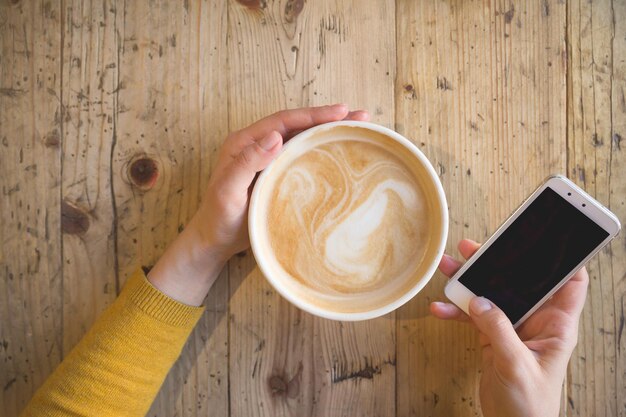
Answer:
[268, 375, 287, 396]
[284, 0, 304, 23]
[44, 129, 61, 147]
[61, 200, 90, 235]
[129, 157, 159, 190]
[236, 0, 266, 11]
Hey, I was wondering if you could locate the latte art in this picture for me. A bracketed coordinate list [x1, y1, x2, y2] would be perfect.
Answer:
[250, 123, 448, 319]
[267, 139, 431, 294]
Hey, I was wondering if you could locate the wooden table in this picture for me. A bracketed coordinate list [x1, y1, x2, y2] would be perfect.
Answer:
[1, 1, 624, 416]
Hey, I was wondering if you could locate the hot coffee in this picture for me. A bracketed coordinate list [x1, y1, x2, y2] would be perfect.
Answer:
[268, 136, 430, 294]
[249, 122, 447, 320]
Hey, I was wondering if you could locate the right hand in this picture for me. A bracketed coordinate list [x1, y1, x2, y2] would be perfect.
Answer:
[192, 104, 369, 260]
[148, 104, 369, 305]
[430, 239, 588, 417]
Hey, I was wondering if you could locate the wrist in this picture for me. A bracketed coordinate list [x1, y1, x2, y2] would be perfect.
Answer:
[146, 219, 229, 306]
[183, 216, 231, 271]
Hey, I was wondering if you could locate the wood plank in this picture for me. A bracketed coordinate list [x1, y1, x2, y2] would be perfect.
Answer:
[0, 1, 63, 416]
[111, 1, 230, 416]
[395, 1, 566, 416]
[566, 0, 626, 415]
[227, 0, 396, 416]
[60, 0, 119, 356]
[4, 1, 624, 417]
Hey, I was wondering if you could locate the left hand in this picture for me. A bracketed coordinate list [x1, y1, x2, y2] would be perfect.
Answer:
[148, 104, 370, 305]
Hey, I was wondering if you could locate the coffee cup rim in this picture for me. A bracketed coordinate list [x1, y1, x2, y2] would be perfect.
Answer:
[249, 120, 449, 321]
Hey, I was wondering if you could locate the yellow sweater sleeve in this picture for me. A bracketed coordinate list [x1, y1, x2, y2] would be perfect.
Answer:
[20, 269, 205, 417]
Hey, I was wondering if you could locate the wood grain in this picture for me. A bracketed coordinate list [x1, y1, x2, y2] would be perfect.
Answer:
[0, 1, 63, 415]
[395, 1, 566, 416]
[60, 0, 119, 357]
[566, 0, 626, 416]
[2, 0, 625, 416]
[110, 1, 230, 416]
[227, 1, 396, 416]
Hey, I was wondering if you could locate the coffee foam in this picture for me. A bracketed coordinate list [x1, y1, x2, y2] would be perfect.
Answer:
[253, 125, 444, 314]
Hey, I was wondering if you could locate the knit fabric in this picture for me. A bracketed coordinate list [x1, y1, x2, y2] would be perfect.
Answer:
[20, 269, 204, 417]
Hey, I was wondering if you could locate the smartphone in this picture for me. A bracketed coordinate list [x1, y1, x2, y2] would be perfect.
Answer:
[444, 175, 621, 328]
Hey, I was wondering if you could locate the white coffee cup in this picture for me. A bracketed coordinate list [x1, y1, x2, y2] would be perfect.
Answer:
[249, 121, 449, 321]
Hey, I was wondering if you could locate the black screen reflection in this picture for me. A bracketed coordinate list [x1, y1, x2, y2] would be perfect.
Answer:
[458, 187, 609, 323]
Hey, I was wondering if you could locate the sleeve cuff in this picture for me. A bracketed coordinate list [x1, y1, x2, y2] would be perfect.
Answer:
[122, 269, 205, 328]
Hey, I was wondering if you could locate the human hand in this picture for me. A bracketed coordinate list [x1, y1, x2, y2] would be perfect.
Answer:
[430, 239, 588, 417]
[192, 103, 370, 260]
[148, 104, 369, 305]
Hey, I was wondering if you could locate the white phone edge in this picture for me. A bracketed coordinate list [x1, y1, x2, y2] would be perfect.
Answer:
[444, 174, 622, 328]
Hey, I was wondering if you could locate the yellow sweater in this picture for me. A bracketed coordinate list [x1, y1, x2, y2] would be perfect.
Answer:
[20, 269, 204, 417]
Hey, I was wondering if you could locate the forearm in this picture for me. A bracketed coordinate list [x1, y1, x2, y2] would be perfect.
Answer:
[20, 270, 204, 417]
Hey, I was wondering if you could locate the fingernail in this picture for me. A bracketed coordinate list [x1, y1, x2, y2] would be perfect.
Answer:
[258, 132, 280, 151]
[470, 297, 492, 315]
[439, 254, 455, 267]
[333, 103, 348, 110]
[431, 302, 458, 316]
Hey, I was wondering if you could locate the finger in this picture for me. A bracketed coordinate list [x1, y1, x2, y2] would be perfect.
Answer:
[281, 109, 371, 143]
[458, 239, 481, 260]
[478, 332, 491, 349]
[438, 254, 463, 277]
[221, 131, 283, 192]
[430, 301, 471, 322]
[344, 110, 370, 121]
[468, 297, 528, 363]
[545, 266, 589, 317]
[282, 129, 306, 142]
[238, 104, 349, 140]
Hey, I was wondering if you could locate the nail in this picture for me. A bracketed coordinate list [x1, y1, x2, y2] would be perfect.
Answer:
[333, 103, 348, 111]
[259, 132, 281, 151]
[432, 302, 459, 317]
[439, 254, 456, 268]
[350, 110, 368, 118]
[470, 297, 492, 315]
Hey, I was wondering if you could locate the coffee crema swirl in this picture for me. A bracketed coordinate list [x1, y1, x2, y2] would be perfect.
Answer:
[267, 138, 431, 295]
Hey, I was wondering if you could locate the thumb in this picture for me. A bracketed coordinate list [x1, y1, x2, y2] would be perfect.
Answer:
[469, 297, 527, 362]
[224, 131, 283, 191]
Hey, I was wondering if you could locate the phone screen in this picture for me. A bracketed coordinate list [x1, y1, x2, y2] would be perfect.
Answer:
[458, 187, 609, 324]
